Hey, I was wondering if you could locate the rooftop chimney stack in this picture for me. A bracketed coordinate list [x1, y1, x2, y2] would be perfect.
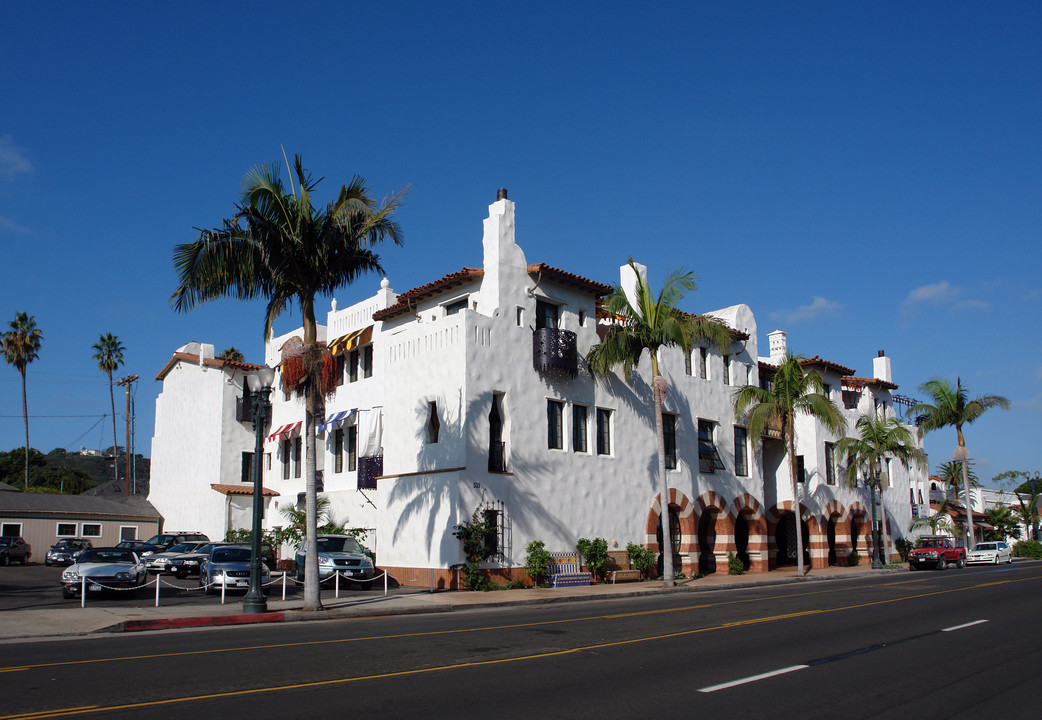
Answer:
[497, 188, 508, 201]
[873, 350, 892, 383]
[768, 330, 788, 364]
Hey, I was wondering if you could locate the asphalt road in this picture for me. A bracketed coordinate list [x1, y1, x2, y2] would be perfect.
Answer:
[1, 563, 1038, 719]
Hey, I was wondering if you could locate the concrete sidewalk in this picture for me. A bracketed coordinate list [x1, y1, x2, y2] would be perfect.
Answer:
[0, 564, 892, 642]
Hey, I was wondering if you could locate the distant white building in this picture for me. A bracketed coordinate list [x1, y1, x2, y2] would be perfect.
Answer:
[149, 191, 928, 585]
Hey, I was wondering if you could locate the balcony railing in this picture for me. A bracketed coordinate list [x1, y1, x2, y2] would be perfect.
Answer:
[358, 456, 382, 490]
[533, 327, 578, 378]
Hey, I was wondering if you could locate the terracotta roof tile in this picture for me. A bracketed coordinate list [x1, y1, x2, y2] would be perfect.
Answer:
[372, 267, 484, 321]
[800, 356, 856, 377]
[842, 376, 899, 391]
[155, 353, 264, 381]
[526, 263, 614, 296]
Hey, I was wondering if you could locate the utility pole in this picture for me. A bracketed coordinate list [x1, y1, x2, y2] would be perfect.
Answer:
[117, 375, 139, 495]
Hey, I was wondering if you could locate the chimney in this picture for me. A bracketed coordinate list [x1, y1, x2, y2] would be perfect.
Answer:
[873, 350, 892, 383]
[497, 188, 508, 201]
[768, 330, 787, 364]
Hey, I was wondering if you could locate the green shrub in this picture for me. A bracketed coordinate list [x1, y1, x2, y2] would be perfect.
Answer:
[895, 537, 913, 562]
[727, 551, 745, 575]
[1013, 539, 1042, 559]
[847, 550, 861, 566]
[525, 540, 553, 586]
[451, 508, 497, 590]
[576, 537, 609, 582]
[626, 542, 656, 580]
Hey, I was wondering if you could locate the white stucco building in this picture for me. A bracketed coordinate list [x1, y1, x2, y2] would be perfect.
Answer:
[149, 190, 928, 586]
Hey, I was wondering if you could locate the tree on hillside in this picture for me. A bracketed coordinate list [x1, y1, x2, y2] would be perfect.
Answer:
[172, 153, 405, 611]
[2, 312, 43, 489]
[910, 377, 1009, 550]
[92, 333, 125, 486]
[734, 355, 845, 576]
[835, 412, 926, 567]
[587, 260, 732, 586]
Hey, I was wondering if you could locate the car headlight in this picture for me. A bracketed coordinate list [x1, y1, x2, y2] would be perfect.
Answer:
[116, 571, 131, 580]
[62, 570, 79, 581]
[186, 560, 198, 566]
[924, 551, 938, 558]
[318, 556, 333, 566]
[362, 557, 373, 568]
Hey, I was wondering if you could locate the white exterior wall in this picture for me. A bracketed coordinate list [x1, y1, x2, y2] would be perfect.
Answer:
[148, 343, 257, 539]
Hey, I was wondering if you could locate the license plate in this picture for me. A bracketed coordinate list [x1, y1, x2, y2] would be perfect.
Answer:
[236, 580, 248, 587]
[88, 583, 102, 591]
[344, 571, 355, 577]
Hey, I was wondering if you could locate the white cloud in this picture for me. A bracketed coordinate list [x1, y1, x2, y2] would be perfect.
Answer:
[769, 296, 841, 325]
[0, 216, 30, 234]
[0, 135, 32, 180]
[900, 281, 988, 317]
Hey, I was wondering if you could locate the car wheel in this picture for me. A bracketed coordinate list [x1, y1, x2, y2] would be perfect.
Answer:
[0, 554, 8, 566]
[1007, 555, 1013, 564]
[62, 586, 75, 600]
[955, 556, 965, 569]
[175, 570, 187, 580]
[908, 563, 916, 571]
[993, 556, 999, 565]
[22, 553, 30, 565]
[937, 556, 947, 570]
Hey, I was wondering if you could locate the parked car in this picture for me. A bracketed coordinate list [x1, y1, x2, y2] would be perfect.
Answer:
[136, 532, 209, 558]
[199, 545, 269, 595]
[0, 536, 31, 565]
[142, 541, 210, 574]
[166, 541, 274, 579]
[115, 540, 151, 554]
[965, 541, 1013, 565]
[60, 547, 148, 599]
[908, 536, 966, 570]
[45, 538, 92, 566]
[295, 534, 374, 588]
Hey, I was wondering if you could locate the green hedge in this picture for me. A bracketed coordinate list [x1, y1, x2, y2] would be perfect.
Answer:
[1013, 539, 1042, 559]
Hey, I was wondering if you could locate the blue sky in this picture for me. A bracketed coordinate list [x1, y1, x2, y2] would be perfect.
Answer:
[1, 2, 1039, 488]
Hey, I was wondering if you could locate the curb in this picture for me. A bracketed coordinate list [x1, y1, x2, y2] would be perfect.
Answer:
[120, 612, 286, 632]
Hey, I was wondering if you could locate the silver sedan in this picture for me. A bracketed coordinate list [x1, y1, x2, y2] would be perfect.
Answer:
[965, 541, 1013, 565]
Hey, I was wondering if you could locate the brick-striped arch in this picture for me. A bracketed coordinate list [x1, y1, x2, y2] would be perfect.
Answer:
[847, 501, 872, 559]
[645, 488, 698, 575]
[730, 494, 768, 573]
[766, 501, 821, 570]
[694, 492, 730, 575]
[821, 500, 851, 566]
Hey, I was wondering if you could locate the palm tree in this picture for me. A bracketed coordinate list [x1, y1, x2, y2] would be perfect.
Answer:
[935, 460, 978, 503]
[586, 260, 732, 586]
[2, 312, 43, 489]
[172, 153, 404, 611]
[734, 354, 845, 576]
[835, 412, 926, 567]
[910, 497, 959, 536]
[218, 346, 245, 362]
[911, 377, 1009, 550]
[92, 333, 125, 486]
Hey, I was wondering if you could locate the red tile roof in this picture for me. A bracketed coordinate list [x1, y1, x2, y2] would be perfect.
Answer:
[372, 267, 485, 321]
[842, 376, 899, 391]
[155, 353, 264, 381]
[526, 263, 614, 296]
[800, 356, 856, 377]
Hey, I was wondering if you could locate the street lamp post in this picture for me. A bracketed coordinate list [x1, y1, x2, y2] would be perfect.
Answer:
[242, 365, 276, 615]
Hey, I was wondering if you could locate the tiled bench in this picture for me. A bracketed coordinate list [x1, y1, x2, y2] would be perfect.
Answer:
[548, 551, 591, 588]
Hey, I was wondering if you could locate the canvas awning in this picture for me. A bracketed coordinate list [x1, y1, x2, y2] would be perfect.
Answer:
[266, 421, 302, 443]
[328, 326, 374, 355]
[210, 483, 279, 497]
[318, 408, 357, 434]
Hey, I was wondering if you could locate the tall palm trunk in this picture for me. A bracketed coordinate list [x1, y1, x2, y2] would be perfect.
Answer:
[878, 482, 890, 563]
[651, 353, 674, 586]
[20, 369, 29, 490]
[303, 397, 322, 610]
[108, 370, 118, 485]
[786, 414, 806, 575]
[956, 428, 974, 549]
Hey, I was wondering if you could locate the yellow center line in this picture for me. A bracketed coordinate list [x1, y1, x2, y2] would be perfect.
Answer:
[2, 572, 1038, 720]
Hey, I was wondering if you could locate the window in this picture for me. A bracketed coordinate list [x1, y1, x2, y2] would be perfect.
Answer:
[516, 307, 524, 327]
[293, 437, 302, 479]
[483, 508, 501, 558]
[241, 451, 254, 483]
[348, 349, 359, 382]
[428, 401, 440, 443]
[362, 345, 373, 378]
[82, 524, 101, 538]
[684, 350, 692, 376]
[282, 438, 291, 480]
[547, 400, 564, 450]
[445, 298, 467, 315]
[663, 413, 678, 470]
[796, 455, 806, 484]
[489, 394, 506, 472]
[823, 383, 831, 400]
[596, 408, 612, 456]
[536, 300, 559, 330]
[698, 420, 725, 473]
[120, 526, 137, 541]
[334, 429, 344, 473]
[699, 347, 708, 379]
[722, 355, 730, 385]
[57, 523, 76, 537]
[572, 405, 588, 453]
[734, 427, 749, 477]
[918, 489, 924, 504]
[825, 442, 836, 485]
[348, 426, 357, 472]
[842, 389, 859, 410]
[1, 523, 22, 537]
[910, 488, 915, 504]
[578, 309, 586, 327]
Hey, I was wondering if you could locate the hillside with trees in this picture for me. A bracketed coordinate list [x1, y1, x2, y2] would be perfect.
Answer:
[0, 447, 149, 495]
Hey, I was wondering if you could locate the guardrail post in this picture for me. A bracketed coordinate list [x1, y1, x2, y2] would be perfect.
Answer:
[81, 575, 86, 608]
[221, 577, 226, 604]
[384, 571, 388, 596]
[282, 571, 287, 601]
[335, 570, 340, 598]
[155, 575, 160, 607]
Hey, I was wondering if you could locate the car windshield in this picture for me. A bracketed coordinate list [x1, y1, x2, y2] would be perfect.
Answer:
[212, 548, 252, 563]
[0, 538, 11, 548]
[315, 537, 363, 554]
[920, 539, 944, 548]
[144, 535, 177, 545]
[78, 550, 136, 564]
[975, 543, 997, 551]
[165, 543, 196, 554]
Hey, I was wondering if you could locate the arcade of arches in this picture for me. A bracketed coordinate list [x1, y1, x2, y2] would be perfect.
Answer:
[645, 488, 894, 574]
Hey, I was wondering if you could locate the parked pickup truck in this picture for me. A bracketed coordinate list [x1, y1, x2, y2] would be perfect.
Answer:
[908, 536, 965, 570]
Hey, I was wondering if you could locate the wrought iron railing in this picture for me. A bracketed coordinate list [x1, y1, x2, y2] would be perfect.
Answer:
[532, 328, 578, 378]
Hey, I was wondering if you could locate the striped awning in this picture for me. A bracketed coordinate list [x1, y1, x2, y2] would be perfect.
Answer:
[266, 421, 302, 443]
[328, 326, 374, 355]
[318, 408, 357, 434]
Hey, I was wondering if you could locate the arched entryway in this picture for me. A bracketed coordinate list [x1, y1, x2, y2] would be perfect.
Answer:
[775, 512, 810, 567]
[656, 505, 682, 578]
[730, 494, 769, 573]
[646, 489, 697, 577]
[734, 513, 750, 571]
[697, 509, 718, 574]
